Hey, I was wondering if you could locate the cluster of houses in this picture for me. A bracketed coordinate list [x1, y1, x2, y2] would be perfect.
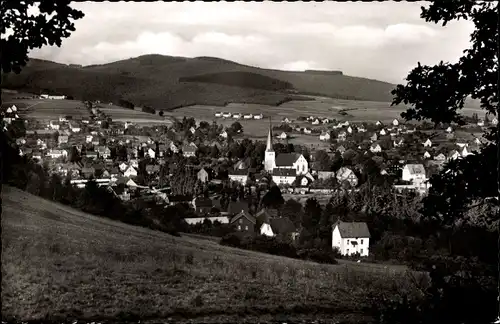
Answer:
[214, 112, 264, 120]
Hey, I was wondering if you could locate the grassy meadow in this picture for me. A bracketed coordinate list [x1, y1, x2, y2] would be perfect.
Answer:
[2, 186, 428, 323]
[1, 95, 170, 125]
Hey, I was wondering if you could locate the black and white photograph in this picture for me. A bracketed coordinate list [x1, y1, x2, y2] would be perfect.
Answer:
[1, 1, 499, 323]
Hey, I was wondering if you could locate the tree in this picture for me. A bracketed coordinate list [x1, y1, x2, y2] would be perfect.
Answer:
[261, 185, 284, 209]
[1, 0, 84, 74]
[391, 1, 498, 226]
[230, 121, 243, 134]
[314, 150, 331, 171]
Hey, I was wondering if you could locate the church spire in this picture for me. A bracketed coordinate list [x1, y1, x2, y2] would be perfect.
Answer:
[266, 117, 273, 151]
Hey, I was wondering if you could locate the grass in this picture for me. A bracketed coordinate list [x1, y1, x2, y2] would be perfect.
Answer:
[1, 96, 170, 125]
[2, 186, 428, 323]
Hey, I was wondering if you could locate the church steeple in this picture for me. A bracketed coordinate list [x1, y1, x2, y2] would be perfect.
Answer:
[266, 117, 273, 152]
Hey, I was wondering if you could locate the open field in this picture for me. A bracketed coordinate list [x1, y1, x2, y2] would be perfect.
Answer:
[2, 186, 425, 323]
[1, 97, 170, 125]
[165, 97, 486, 137]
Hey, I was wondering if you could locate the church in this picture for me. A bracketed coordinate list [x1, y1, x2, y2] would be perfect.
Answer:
[263, 122, 309, 182]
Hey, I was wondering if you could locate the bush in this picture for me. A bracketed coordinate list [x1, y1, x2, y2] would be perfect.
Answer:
[296, 248, 339, 264]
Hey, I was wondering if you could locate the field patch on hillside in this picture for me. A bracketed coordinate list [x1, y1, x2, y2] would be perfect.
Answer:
[2, 99, 169, 124]
[2, 186, 422, 323]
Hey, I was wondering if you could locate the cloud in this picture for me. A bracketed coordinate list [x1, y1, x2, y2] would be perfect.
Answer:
[27, 1, 474, 84]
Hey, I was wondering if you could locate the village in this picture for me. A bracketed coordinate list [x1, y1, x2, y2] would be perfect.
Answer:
[2, 98, 497, 257]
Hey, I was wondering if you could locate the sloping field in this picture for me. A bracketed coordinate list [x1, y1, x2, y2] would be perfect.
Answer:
[2, 186, 422, 323]
[1, 98, 170, 124]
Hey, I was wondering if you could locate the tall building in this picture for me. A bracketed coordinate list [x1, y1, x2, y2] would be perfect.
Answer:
[263, 119, 308, 176]
[264, 118, 276, 171]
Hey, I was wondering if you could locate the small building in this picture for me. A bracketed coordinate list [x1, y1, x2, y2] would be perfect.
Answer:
[228, 169, 249, 184]
[278, 132, 288, 140]
[379, 129, 387, 136]
[197, 168, 210, 183]
[182, 144, 196, 158]
[272, 169, 297, 186]
[123, 166, 138, 177]
[260, 217, 297, 240]
[423, 139, 432, 147]
[230, 210, 256, 233]
[58, 135, 69, 145]
[332, 221, 371, 257]
[369, 143, 382, 153]
[423, 151, 432, 159]
[402, 164, 427, 184]
[319, 132, 331, 141]
[192, 197, 214, 215]
[392, 119, 399, 126]
[336, 167, 358, 187]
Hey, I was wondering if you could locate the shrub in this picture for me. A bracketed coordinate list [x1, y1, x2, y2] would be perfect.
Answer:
[296, 248, 339, 264]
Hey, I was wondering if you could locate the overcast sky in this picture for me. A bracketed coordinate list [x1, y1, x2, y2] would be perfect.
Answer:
[29, 1, 474, 84]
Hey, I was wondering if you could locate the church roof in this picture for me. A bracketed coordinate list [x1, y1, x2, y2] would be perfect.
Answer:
[275, 153, 301, 167]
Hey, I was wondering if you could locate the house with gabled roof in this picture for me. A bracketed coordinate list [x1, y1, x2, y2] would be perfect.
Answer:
[434, 153, 446, 161]
[197, 168, 210, 183]
[332, 221, 371, 256]
[370, 133, 378, 142]
[423, 139, 432, 147]
[230, 210, 256, 233]
[228, 169, 248, 184]
[369, 143, 382, 153]
[423, 151, 432, 159]
[123, 166, 138, 177]
[402, 164, 427, 183]
[319, 131, 330, 141]
[272, 169, 297, 185]
[260, 217, 297, 240]
[336, 167, 358, 187]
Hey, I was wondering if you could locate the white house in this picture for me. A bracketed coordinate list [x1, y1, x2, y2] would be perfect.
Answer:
[215, 112, 222, 118]
[278, 132, 288, 140]
[423, 139, 432, 147]
[86, 135, 93, 143]
[392, 119, 399, 126]
[147, 148, 156, 159]
[338, 131, 347, 142]
[222, 112, 232, 118]
[402, 164, 427, 184]
[272, 169, 297, 185]
[47, 149, 68, 159]
[260, 217, 296, 239]
[253, 114, 263, 120]
[446, 126, 453, 133]
[379, 129, 387, 136]
[312, 119, 320, 125]
[434, 153, 447, 161]
[232, 113, 242, 119]
[319, 132, 331, 141]
[449, 150, 461, 160]
[332, 221, 371, 257]
[347, 126, 353, 134]
[375, 121, 383, 126]
[169, 142, 179, 153]
[228, 169, 248, 184]
[282, 117, 291, 124]
[369, 143, 382, 153]
[119, 162, 128, 172]
[303, 128, 312, 134]
[49, 120, 60, 130]
[477, 120, 485, 127]
[70, 123, 81, 133]
[460, 146, 471, 157]
[124, 166, 138, 177]
[244, 114, 253, 119]
[336, 167, 358, 187]
[189, 126, 196, 134]
[491, 117, 498, 126]
[423, 151, 432, 159]
[220, 130, 228, 138]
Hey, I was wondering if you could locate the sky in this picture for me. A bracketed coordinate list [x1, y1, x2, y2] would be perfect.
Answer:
[28, 1, 474, 84]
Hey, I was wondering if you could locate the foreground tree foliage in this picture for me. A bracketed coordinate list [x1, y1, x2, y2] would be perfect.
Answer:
[385, 1, 499, 323]
[392, 0, 499, 228]
[1, 0, 84, 74]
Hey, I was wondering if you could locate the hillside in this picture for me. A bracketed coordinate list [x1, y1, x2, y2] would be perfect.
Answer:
[2, 185, 418, 322]
[2, 54, 397, 111]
